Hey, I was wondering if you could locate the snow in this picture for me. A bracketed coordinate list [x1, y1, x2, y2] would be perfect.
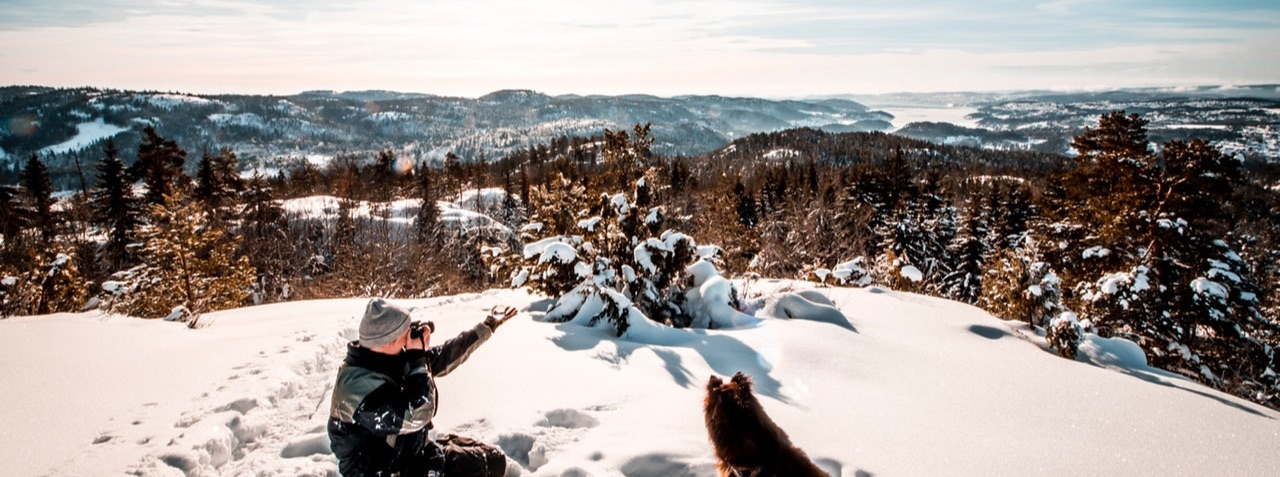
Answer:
[3, 284, 1278, 476]
[539, 243, 578, 265]
[280, 195, 510, 233]
[577, 216, 602, 232]
[762, 148, 802, 160]
[1082, 246, 1111, 259]
[609, 193, 629, 215]
[831, 258, 872, 287]
[38, 118, 128, 155]
[453, 188, 513, 212]
[900, 265, 923, 282]
[1190, 277, 1228, 299]
[209, 113, 267, 129]
[633, 238, 665, 273]
[142, 93, 222, 110]
[365, 111, 413, 122]
[1077, 334, 1149, 370]
[524, 236, 572, 260]
[644, 207, 660, 225]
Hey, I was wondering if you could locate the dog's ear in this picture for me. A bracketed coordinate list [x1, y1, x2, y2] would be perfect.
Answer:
[731, 371, 752, 390]
[708, 375, 723, 391]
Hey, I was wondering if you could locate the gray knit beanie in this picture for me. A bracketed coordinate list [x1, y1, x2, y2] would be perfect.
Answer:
[360, 298, 412, 348]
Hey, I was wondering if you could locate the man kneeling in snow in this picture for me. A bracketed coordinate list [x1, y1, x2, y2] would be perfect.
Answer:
[329, 298, 516, 477]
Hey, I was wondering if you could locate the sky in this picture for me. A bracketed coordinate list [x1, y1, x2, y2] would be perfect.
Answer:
[1, 0, 1277, 98]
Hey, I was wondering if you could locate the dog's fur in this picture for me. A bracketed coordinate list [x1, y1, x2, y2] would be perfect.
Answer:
[703, 372, 829, 477]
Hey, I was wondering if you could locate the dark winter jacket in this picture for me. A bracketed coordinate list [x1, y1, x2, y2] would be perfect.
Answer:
[328, 322, 493, 477]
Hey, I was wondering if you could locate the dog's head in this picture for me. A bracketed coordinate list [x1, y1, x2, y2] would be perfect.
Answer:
[705, 372, 759, 419]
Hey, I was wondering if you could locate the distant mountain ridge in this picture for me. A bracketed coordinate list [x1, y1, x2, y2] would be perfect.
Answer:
[0, 86, 890, 185]
[2, 85, 1276, 189]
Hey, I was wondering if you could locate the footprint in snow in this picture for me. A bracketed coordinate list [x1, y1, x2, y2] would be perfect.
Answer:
[496, 407, 607, 472]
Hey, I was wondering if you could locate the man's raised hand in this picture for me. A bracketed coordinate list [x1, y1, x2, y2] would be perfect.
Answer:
[484, 305, 519, 331]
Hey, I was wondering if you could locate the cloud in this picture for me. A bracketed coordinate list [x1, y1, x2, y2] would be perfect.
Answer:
[0, 0, 1276, 96]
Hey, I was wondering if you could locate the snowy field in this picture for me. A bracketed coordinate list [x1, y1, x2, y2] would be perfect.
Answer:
[2, 282, 1277, 476]
[37, 118, 129, 155]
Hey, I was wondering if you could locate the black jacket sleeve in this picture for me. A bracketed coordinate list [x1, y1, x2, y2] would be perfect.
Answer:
[425, 322, 494, 377]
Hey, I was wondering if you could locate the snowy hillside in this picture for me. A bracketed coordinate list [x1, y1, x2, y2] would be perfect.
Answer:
[2, 283, 1278, 476]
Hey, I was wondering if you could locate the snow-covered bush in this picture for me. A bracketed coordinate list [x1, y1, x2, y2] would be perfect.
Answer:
[1046, 312, 1085, 359]
[808, 258, 873, 288]
[831, 257, 873, 287]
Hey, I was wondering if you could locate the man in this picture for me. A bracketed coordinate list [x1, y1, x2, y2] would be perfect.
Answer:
[329, 298, 516, 477]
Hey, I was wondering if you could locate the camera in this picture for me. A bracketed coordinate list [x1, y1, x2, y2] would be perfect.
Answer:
[409, 320, 435, 339]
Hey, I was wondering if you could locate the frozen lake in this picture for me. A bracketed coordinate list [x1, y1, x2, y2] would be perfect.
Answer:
[869, 105, 981, 130]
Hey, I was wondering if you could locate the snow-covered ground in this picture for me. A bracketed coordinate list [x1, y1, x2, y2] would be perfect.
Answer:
[280, 189, 514, 233]
[37, 118, 129, 155]
[2, 282, 1277, 476]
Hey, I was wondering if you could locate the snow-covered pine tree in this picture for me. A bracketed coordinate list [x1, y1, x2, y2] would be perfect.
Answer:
[942, 190, 991, 304]
[111, 191, 255, 321]
[503, 171, 596, 299]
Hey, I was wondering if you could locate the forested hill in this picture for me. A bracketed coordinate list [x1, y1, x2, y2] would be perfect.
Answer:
[704, 127, 1065, 171]
[0, 86, 887, 185]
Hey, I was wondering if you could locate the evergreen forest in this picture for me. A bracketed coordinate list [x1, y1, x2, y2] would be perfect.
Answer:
[1, 113, 1277, 409]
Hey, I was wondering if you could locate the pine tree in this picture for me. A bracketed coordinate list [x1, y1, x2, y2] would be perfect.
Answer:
[602, 123, 653, 190]
[979, 248, 1062, 328]
[131, 126, 190, 207]
[239, 173, 290, 304]
[415, 164, 441, 245]
[194, 147, 244, 218]
[732, 182, 758, 228]
[1047, 111, 1277, 406]
[20, 154, 56, 242]
[113, 191, 255, 320]
[92, 139, 141, 270]
[0, 185, 27, 266]
[369, 149, 398, 202]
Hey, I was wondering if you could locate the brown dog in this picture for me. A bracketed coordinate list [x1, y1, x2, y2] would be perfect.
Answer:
[703, 372, 830, 477]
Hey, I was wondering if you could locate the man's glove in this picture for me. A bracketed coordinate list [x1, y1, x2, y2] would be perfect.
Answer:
[483, 305, 518, 331]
